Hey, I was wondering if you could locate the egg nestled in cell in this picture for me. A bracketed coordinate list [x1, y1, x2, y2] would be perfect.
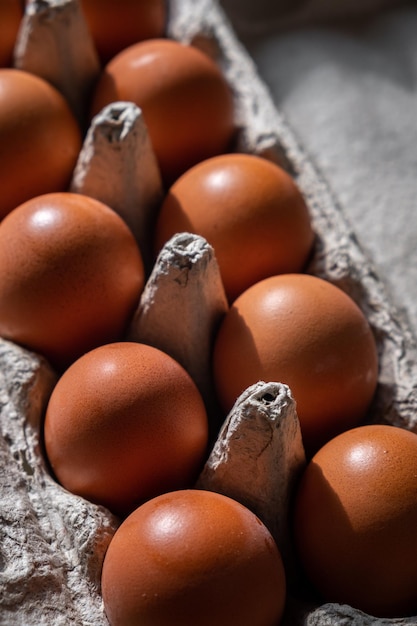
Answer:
[0, 192, 145, 370]
[91, 38, 236, 185]
[294, 424, 417, 618]
[79, 0, 167, 62]
[0, 69, 82, 220]
[101, 489, 287, 626]
[212, 273, 379, 454]
[43, 342, 209, 517]
[154, 153, 315, 302]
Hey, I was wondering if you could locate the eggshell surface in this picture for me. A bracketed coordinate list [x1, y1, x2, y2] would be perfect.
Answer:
[91, 38, 235, 185]
[293, 424, 417, 617]
[0, 0, 23, 67]
[44, 343, 209, 516]
[0, 192, 145, 370]
[0, 69, 82, 220]
[155, 153, 315, 301]
[80, 0, 167, 62]
[101, 489, 286, 626]
[212, 273, 379, 454]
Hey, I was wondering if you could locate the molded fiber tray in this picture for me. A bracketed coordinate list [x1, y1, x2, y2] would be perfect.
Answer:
[1, 0, 417, 624]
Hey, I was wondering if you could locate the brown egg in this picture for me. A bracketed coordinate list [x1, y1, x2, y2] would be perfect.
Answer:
[0, 0, 23, 67]
[293, 424, 417, 617]
[80, 0, 167, 63]
[212, 274, 379, 454]
[0, 192, 144, 370]
[44, 343, 209, 517]
[155, 153, 315, 302]
[0, 69, 82, 221]
[91, 38, 235, 186]
[101, 489, 286, 625]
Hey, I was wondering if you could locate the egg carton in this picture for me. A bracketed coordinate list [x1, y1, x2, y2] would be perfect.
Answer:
[2, 0, 417, 624]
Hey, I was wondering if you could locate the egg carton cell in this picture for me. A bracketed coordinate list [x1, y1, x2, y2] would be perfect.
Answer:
[0, 0, 417, 624]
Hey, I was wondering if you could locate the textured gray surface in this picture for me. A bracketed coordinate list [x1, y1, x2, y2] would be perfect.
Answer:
[220, 2, 417, 338]
[220, 0, 409, 33]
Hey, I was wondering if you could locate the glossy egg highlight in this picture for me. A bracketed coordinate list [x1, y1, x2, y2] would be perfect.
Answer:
[91, 38, 235, 185]
[212, 273, 379, 454]
[0, 192, 144, 369]
[155, 153, 315, 301]
[293, 424, 417, 617]
[101, 489, 286, 626]
[44, 343, 209, 516]
[0, 69, 82, 220]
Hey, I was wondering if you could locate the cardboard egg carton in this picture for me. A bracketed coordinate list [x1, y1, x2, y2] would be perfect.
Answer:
[2, 0, 417, 624]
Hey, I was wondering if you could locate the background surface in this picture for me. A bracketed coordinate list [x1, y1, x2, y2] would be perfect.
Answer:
[220, 0, 417, 338]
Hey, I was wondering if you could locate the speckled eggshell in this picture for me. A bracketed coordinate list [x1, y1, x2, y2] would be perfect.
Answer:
[212, 273, 379, 454]
[154, 153, 315, 302]
[0, 69, 82, 220]
[90, 38, 236, 186]
[293, 424, 417, 618]
[101, 489, 287, 626]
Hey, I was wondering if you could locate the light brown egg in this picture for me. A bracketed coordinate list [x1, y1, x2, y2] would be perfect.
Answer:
[101, 489, 286, 626]
[0, 69, 82, 221]
[80, 0, 167, 63]
[0, 0, 23, 67]
[44, 343, 209, 517]
[293, 424, 417, 617]
[90, 38, 236, 186]
[155, 153, 315, 302]
[0, 192, 144, 370]
[212, 273, 379, 454]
